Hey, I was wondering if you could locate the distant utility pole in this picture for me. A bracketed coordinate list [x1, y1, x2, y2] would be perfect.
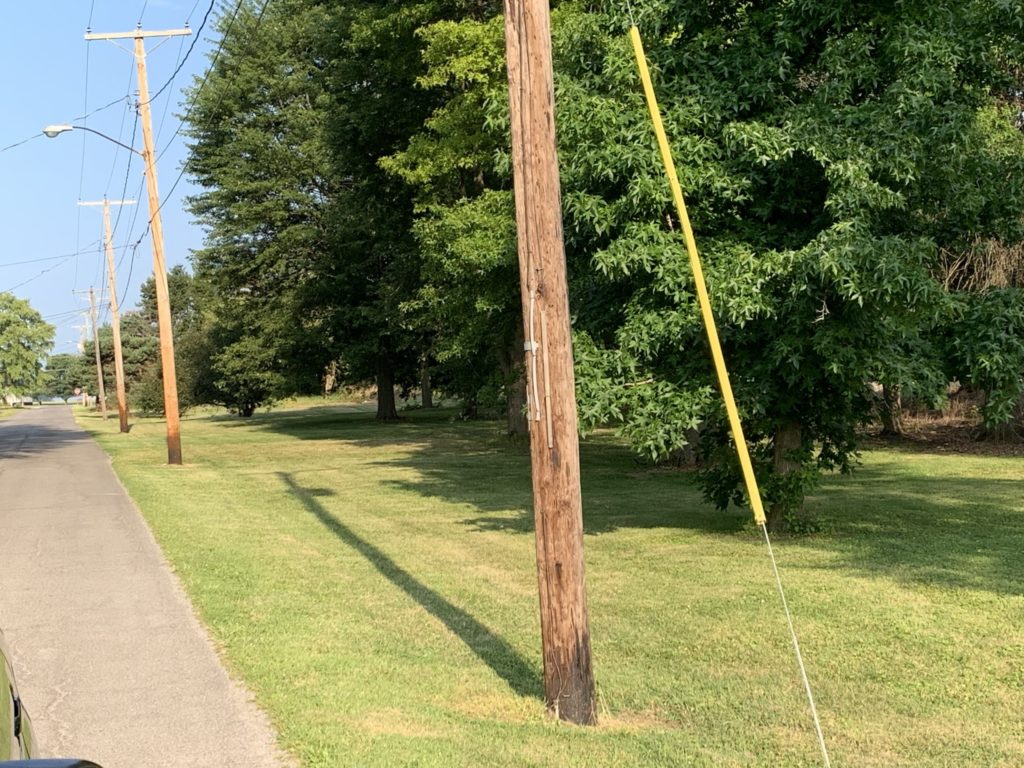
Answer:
[88, 287, 108, 417]
[86, 288, 108, 418]
[503, 0, 596, 725]
[80, 198, 135, 433]
[86, 25, 192, 464]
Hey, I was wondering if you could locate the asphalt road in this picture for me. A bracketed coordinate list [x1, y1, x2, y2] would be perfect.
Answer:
[0, 406, 291, 768]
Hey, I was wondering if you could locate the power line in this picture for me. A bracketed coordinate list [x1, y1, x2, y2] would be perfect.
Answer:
[75, 17, 94, 292]
[108, 118, 141, 245]
[45, 308, 92, 322]
[186, 0, 204, 24]
[104, 100, 137, 192]
[154, 0, 271, 218]
[156, 0, 251, 167]
[143, 0, 217, 106]
[0, 242, 112, 270]
[0, 133, 42, 154]
[3, 255, 79, 294]
[155, 35, 190, 145]
[73, 94, 132, 124]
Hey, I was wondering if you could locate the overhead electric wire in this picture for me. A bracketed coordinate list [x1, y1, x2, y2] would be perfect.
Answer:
[0, 242, 111, 270]
[120, 240, 146, 309]
[73, 94, 132, 124]
[104, 102, 137, 192]
[155, 0, 250, 166]
[108, 117, 140, 246]
[143, 0, 217, 107]
[185, 0, 204, 24]
[152, 0, 270, 221]
[155, 35, 191, 145]
[75, 19, 94, 291]
[0, 133, 43, 154]
[3, 255, 79, 294]
[63, 0, 270, 316]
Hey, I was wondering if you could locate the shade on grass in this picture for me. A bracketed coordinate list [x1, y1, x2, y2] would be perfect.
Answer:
[81, 403, 1024, 767]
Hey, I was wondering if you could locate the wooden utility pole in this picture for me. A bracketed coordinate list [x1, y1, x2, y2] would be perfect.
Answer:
[503, 0, 596, 725]
[80, 198, 135, 433]
[86, 26, 191, 464]
[88, 288, 108, 418]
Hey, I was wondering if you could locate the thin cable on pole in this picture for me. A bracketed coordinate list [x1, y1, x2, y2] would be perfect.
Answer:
[761, 523, 832, 767]
[73, 94, 132, 123]
[185, 0, 204, 24]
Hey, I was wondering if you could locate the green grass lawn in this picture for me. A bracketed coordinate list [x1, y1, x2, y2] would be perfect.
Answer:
[80, 404, 1024, 767]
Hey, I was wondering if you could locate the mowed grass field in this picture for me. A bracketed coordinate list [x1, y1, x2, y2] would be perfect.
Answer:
[79, 403, 1024, 767]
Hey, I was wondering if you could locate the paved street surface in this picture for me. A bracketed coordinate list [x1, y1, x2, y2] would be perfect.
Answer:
[0, 406, 291, 768]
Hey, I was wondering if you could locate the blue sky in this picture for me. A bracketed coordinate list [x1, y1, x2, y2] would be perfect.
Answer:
[0, 0, 219, 354]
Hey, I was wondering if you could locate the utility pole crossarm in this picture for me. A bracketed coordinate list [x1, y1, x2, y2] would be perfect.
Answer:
[85, 28, 192, 41]
[78, 200, 137, 208]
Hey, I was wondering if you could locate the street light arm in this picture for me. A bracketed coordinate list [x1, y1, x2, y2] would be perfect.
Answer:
[42, 124, 143, 157]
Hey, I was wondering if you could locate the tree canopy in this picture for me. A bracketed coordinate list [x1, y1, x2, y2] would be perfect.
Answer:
[0, 293, 54, 399]
[171, 0, 1024, 528]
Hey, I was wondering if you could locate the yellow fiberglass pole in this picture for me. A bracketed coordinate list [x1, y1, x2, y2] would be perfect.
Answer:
[629, 26, 766, 526]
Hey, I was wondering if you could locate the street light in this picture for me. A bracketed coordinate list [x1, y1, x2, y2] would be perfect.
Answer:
[44, 121, 183, 465]
[43, 124, 140, 156]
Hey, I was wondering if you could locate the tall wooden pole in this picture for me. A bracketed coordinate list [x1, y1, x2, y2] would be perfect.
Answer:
[103, 200, 130, 434]
[86, 27, 190, 463]
[504, 0, 596, 725]
[88, 287, 108, 418]
[134, 34, 182, 464]
[81, 199, 134, 433]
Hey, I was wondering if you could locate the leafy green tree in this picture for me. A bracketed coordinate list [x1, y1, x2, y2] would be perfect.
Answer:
[947, 288, 1024, 436]
[184, 0, 336, 411]
[0, 293, 54, 400]
[313, 0, 443, 420]
[41, 352, 90, 401]
[537, 0, 1024, 530]
[384, 13, 528, 428]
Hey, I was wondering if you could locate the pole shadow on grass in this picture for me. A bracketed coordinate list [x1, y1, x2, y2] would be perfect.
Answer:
[277, 471, 543, 699]
[251, 409, 1022, 597]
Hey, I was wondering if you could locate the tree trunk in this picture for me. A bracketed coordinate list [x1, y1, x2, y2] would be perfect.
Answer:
[879, 382, 904, 436]
[375, 359, 399, 421]
[420, 358, 433, 409]
[767, 421, 803, 533]
[502, 330, 529, 436]
[323, 362, 338, 397]
[506, 373, 529, 436]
